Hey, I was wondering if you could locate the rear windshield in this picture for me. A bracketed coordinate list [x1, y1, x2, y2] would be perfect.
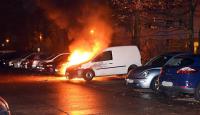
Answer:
[165, 57, 194, 67]
[145, 55, 172, 66]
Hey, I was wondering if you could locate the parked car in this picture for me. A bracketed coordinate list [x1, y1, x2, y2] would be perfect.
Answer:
[158, 53, 200, 100]
[0, 97, 11, 115]
[125, 52, 183, 91]
[8, 52, 33, 68]
[36, 53, 69, 74]
[66, 45, 142, 81]
[20, 53, 51, 69]
[0, 52, 23, 67]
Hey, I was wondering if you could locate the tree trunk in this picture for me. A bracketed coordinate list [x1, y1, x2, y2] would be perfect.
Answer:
[132, 10, 141, 49]
[188, 0, 195, 52]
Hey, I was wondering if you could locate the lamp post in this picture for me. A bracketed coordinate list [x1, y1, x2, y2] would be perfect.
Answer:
[5, 38, 10, 43]
[37, 33, 43, 52]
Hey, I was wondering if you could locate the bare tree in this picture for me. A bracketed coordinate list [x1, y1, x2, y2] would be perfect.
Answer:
[110, 0, 199, 51]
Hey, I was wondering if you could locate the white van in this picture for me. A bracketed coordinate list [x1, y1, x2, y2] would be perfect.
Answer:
[66, 46, 142, 81]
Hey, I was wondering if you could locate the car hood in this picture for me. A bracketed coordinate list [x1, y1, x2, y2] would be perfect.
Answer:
[128, 66, 161, 77]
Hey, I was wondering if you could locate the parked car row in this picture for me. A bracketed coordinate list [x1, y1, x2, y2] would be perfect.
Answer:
[0, 51, 69, 74]
[126, 52, 200, 101]
[1, 46, 200, 101]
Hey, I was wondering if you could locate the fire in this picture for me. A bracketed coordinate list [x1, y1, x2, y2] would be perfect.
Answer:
[59, 12, 113, 75]
[59, 47, 99, 75]
[67, 50, 94, 66]
[90, 29, 95, 35]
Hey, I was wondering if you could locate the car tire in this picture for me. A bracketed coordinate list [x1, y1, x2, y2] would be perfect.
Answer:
[150, 76, 160, 93]
[65, 71, 73, 80]
[83, 70, 95, 81]
[194, 83, 200, 101]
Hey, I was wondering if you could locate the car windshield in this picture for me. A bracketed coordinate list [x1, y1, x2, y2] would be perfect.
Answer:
[145, 55, 172, 66]
[46, 54, 58, 60]
[165, 56, 194, 67]
[26, 53, 51, 60]
[54, 54, 69, 63]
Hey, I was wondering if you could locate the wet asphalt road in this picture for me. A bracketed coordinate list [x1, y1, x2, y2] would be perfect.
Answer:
[0, 69, 200, 115]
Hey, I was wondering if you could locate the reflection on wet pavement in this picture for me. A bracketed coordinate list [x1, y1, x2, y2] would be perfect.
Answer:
[1, 73, 200, 115]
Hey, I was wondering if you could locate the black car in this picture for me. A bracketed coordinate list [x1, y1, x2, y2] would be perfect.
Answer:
[36, 53, 69, 74]
[20, 53, 52, 69]
[0, 52, 25, 68]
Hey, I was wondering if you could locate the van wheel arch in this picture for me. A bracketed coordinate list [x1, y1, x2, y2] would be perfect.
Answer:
[128, 64, 137, 73]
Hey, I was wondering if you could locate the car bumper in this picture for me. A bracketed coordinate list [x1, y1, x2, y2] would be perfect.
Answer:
[66, 69, 84, 78]
[125, 78, 150, 88]
[159, 85, 195, 94]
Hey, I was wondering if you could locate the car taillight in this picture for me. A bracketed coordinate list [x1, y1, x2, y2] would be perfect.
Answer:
[176, 67, 196, 74]
[160, 68, 163, 75]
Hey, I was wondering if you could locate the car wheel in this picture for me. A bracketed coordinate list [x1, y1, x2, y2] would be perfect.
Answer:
[65, 71, 73, 80]
[150, 77, 160, 93]
[194, 83, 200, 101]
[49, 68, 54, 74]
[83, 70, 95, 81]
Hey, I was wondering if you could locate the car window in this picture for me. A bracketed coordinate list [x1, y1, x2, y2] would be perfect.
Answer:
[27, 54, 36, 59]
[92, 51, 113, 62]
[166, 57, 194, 67]
[54, 54, 69, 63]
[46, 54, 57, 60]
[145, 55, 172, 66]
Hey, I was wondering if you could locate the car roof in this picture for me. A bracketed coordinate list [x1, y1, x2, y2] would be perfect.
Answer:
[161, 52, 192, 56]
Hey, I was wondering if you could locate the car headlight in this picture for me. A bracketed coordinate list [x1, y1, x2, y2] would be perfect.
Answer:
[46, 64, 53, 67]
[141, 71, 149, 78]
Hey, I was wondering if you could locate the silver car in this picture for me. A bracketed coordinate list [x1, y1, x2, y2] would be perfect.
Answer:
[125, 52, 183, 91]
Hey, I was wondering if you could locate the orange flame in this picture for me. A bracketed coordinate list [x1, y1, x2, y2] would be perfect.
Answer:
[59, 8, 112, 75]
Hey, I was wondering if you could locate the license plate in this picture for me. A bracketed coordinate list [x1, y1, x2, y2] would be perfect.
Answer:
[162, 81, 173, 87]
[126, 79, 134, 83]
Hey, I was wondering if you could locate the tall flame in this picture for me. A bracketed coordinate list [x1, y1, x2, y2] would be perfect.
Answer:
[37, 0, 113, 75]
[67, 17, 113, 67]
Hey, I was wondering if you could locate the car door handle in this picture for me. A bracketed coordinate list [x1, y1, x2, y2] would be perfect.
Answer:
[109, 63, 113, 64]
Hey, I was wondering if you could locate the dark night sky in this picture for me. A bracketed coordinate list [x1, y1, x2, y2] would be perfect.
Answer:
[0, 0, 109, 51]
[0, 0, 41, 49]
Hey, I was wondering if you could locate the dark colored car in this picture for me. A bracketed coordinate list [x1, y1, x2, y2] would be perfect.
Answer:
[0, 97, 11, 115]
[126, 52, 183, 91]
[36, 53, 69, 74]
[20, 53, 51, 69]
[0, 52, 24, 68]
[158, 53, 200, 100]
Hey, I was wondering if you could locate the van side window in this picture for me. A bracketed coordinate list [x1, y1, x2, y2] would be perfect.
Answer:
[93, 51, 113, 62]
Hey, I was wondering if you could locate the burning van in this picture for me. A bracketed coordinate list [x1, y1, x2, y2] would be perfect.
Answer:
[65, 46, 142, 81]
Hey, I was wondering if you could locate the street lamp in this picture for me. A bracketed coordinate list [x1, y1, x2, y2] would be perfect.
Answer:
[1, 43, 5, 47]
[5, 38, 10, 43]
[39, 33, 43, 41]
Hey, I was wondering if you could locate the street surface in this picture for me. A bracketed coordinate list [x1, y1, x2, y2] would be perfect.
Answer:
[0, 69, 200, 115]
